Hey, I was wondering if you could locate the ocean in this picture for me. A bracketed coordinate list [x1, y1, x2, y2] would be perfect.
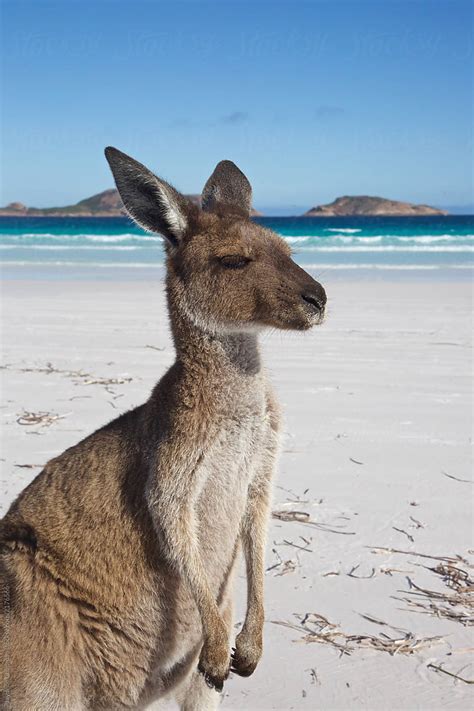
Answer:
[0, 215, 473, 278]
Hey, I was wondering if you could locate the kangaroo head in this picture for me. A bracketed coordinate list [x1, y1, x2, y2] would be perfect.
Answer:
[105, 147, 326, 335]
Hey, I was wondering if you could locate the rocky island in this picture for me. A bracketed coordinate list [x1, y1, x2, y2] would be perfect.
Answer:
[0, 190, 262, 217]
[0, 192, 446, 218]
[303, 195, 447, 217]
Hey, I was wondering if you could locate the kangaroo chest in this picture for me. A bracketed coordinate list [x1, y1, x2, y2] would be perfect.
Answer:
[196, 386, 269, 570]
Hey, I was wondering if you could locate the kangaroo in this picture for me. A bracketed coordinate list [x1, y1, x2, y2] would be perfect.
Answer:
[0, 147, 326, 711]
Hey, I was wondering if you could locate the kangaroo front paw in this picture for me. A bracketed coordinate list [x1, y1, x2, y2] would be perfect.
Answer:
[230, 630, 263, 678]
[197, 641, 230, 693]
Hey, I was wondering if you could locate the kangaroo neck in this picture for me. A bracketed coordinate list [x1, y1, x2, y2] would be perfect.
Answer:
[169, 302, 262, 379]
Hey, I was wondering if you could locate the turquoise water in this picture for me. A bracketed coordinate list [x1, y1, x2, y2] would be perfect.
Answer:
[0, 215, 473, 274]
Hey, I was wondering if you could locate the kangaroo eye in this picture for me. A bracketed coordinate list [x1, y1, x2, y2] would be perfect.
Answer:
[219, 255, 252, 269]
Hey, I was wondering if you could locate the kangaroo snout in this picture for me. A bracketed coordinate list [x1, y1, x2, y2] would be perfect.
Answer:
[301, 281, 327, 324]
[285, 260, 327, 329]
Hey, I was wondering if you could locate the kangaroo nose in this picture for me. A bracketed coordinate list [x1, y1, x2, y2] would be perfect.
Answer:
[301, 287, 327, 314]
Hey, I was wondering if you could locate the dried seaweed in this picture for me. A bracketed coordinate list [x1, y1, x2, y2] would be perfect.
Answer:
[275, 485, 311, 504]
[271, 612, 442, 657]
[430, 563, 474, 592]
[409, 516, 425, 529]
[266, 548, 300, 576]
[272, 509, 355, 535]
[273, 510, 310, 523]
[347, 564, 375, 579]
[16, 410, 69, 428]
[274, 538, 313, 553]
[306, 667, 320, 685]
[8, 362, 133, 390]
[392, 527, 415, 543]
[367, 547, 473, 626]
[14, 463, 43, 469]
[427, 663, 474, 685]
[442, 471, 472, 484]
[395, 569, 474, 626]
[367, 546, 469, 566]
[274, 560, 299, 576]
[380, 566, 414, 576]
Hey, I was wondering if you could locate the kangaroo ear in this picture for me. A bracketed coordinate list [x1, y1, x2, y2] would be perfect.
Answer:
[202, 160, 252, 217]
[104, 147, 189, 245]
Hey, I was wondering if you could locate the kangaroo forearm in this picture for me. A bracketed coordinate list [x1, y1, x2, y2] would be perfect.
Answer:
[241, 487, 272, 631]
[230, 491, 270, 680]
[241, 393, 280, 627]
[148, 486, 224, 639]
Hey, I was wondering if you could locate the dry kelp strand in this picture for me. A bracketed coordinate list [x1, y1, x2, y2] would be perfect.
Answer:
[271, 612, 442, 657]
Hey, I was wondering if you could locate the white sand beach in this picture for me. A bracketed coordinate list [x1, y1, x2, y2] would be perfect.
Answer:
[1, 271, 472, 710]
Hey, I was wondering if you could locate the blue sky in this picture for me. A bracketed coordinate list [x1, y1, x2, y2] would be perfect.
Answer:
[2, 0, 472, 213]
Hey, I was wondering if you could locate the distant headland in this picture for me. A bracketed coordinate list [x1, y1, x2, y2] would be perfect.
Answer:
[0, 190, 447, 217]
[304, 195, 447, 217]
[0, 190, 263, 218]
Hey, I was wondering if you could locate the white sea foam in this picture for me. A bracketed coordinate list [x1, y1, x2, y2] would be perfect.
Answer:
[2, 261, 471, 271]
[2, 244, 472, 254]
[1, 260, 165, 268]
[3, 233, 471, 248]
[15, 233, 62, 238]
[85, 233, 161, 243]
[302, 263, 473, 270]
[6, 233, 161, 243]
[334, 236, 354, 243]
[278, 234, 472, 246]
[397, 235, 474, 243]
[0, 245, 143, 251]
[294, 245, 474, 253]
[324, 228, 362, 233]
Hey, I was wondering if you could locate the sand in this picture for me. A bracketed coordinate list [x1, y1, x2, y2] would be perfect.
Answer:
[1, 270, 472, 709]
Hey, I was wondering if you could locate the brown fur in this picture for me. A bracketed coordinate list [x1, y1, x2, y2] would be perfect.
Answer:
[0, 148, 326, 710]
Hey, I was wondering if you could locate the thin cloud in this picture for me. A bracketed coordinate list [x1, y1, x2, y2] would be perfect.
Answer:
[168, 118, 192, 128]
[314, 105, 346, 120]
[220, 111, 249, 125]
[169, 112, 249, 129]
